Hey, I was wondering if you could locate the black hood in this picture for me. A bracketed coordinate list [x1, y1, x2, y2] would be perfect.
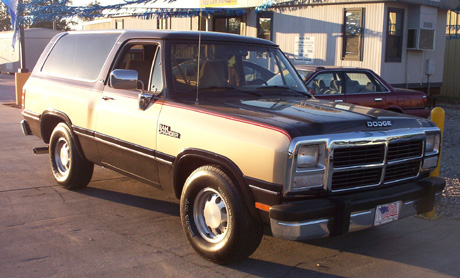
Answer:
[183, 97, 434, 139]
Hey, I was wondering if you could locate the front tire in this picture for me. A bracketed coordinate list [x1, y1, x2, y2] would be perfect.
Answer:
[49, 123, 94, 190]
[180, 165, 263, 264]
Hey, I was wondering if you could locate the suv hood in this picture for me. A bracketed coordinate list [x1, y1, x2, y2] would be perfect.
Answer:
[192, 97, 434, 138]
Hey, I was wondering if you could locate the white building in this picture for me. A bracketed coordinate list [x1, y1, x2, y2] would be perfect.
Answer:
[81, 0, 458, 90]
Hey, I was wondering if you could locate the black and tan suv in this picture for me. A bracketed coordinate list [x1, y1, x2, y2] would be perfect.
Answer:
[21, 30, 444, 264]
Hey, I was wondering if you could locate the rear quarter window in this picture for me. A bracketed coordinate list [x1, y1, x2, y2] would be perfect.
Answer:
[41, 33, 121, 81]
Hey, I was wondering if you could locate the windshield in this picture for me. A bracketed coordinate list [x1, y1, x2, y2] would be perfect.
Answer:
[169, 42, 308, 97]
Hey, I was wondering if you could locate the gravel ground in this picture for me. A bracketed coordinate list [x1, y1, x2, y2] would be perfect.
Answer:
[434, 103, 460, 218]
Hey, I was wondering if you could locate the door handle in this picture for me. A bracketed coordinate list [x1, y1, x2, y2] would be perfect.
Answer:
[102, 96, 115, 101]
[374, 98, 383, 102]
[334, 99, 343, 103]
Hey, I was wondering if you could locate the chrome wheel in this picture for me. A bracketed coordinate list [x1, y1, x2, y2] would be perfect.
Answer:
[193, 187, 229, 243]
[54, 137, 71, 179]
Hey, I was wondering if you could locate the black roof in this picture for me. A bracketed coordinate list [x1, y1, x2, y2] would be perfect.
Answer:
[67, 29, 278, 47]
[294, 64, 373, 72]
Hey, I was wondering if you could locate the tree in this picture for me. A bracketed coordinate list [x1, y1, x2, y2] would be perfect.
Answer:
[0, 5, 12, 31]
[25, 0, 77, 31]
[80, 1, 102, 22]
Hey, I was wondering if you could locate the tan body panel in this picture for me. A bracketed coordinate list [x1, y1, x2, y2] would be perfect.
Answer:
[157, 102, 291, 185]
[96, 87, 162, 150]
[24, 76, 101, 131]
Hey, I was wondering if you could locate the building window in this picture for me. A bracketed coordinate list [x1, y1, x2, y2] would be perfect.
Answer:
[214, 16, 242, 34]
[157, 18, 171, 30]
[385, 8, 404, 62]
[115, 19, 124, 29]
[257, 12, 273, 41]
[342, 8, 364, 61]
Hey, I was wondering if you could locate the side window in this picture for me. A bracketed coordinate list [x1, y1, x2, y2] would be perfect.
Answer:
[344, 72, 386, 93]
[113, 43, 157, 90]
[150, 48, 163, 93]
[41, 33, 120, 81]
[306, 73, 342, 95]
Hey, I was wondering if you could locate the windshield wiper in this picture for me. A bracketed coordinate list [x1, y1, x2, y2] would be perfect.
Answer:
[256, 85, 311, 97]
[197, 86, 261, 97]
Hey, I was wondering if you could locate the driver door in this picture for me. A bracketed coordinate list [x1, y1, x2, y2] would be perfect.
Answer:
[95, 41, 164, 186]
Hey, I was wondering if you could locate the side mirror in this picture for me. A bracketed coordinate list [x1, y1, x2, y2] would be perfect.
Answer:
[138, 92, 153, 110]
[110, 69, 139, 90]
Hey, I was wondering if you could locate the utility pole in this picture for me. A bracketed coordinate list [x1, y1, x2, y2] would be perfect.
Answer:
[18, 0, 28, 73]
[15, 0, 30, 106]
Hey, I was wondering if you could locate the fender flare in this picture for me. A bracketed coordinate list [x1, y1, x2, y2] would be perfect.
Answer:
[40, 109, 88, 161]
[173, 148, 263, 223]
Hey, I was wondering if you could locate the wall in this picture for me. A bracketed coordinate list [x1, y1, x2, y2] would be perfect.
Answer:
[267, 3, 385, 74]
[0, 28, 61, 73]
[381, 4, 448, 89]
[441, 10, 460, 98]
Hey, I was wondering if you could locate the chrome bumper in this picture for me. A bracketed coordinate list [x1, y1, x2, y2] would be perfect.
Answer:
[269, 178, 445, 241]
[20, 120, 32, 136]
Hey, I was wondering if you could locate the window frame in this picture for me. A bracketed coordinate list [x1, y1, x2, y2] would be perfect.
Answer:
[257, 11, 273, 41]
[213, 15, 243, 34]
[342, 8, 365, 61]
[110, 40, 163, 94]
[385, 8, 405, 63]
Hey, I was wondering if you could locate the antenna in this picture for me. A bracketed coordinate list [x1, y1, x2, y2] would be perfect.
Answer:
[195, 9, 202, 105]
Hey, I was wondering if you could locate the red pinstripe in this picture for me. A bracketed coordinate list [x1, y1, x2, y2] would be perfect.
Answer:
[161, 101, 292, 141]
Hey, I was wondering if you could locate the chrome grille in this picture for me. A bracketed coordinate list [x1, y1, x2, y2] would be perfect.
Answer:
[331, 139, 423, 192]
[385, 161, 421, 182]
[387, 140, 423, 161]
[333, 144, 384, 167]
[332, 168, 382, 190]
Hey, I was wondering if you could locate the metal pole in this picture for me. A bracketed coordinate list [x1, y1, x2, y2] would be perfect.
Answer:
[18, 0, 28, 73]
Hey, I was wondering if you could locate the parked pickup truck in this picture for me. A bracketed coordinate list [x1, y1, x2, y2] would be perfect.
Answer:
[21, 30, 444, 264]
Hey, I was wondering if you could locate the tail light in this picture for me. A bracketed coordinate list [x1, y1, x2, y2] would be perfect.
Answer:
[22, 88, 25, 111]
[423, 95, 427, 106]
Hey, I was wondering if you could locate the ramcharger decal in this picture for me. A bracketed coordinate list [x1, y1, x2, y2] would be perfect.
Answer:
[159, 124, 181, 139]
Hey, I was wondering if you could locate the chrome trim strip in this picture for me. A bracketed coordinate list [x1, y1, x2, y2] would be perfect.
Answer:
[156, 156, 174, 165]
[276, 219, 329, 227]
[387, 156, 423, 165]
[333, 163, 384, 171]
[249, 185, 280, 195]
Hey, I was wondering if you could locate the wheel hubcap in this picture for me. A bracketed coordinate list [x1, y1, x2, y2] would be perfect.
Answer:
[55, 138, 70, 177]
[194, 188, 229, 243]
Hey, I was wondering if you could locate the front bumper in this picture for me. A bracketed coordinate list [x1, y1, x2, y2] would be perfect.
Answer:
[270, 177, 445, 241]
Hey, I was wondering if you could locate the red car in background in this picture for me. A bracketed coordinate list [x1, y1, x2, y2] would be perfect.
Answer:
[295, 65, 430, 118]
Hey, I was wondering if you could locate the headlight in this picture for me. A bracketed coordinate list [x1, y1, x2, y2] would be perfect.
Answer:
[297, 144, 325, 168]
[426, 133, 440, 154]
[291, 143, 327, 191]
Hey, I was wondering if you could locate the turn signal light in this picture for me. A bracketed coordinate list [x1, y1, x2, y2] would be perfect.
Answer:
[255, 202, 271, 212]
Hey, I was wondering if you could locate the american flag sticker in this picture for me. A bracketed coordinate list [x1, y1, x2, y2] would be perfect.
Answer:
[374, 201, 401, 226]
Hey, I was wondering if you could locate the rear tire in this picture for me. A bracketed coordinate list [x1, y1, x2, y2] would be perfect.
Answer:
[49, 123, 94, 190]
[180, 165, 263, 264]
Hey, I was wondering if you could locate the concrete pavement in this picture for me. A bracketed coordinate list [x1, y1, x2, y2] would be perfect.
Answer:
[1, 80, 460, 277]
[0, 73, 16, 102]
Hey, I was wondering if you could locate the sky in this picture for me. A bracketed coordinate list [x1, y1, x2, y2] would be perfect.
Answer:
[72, 0, 121, 6]
[71, 0, 200, 8]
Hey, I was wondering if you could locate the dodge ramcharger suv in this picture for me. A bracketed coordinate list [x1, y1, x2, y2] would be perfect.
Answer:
[21, 30, 445, 264]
